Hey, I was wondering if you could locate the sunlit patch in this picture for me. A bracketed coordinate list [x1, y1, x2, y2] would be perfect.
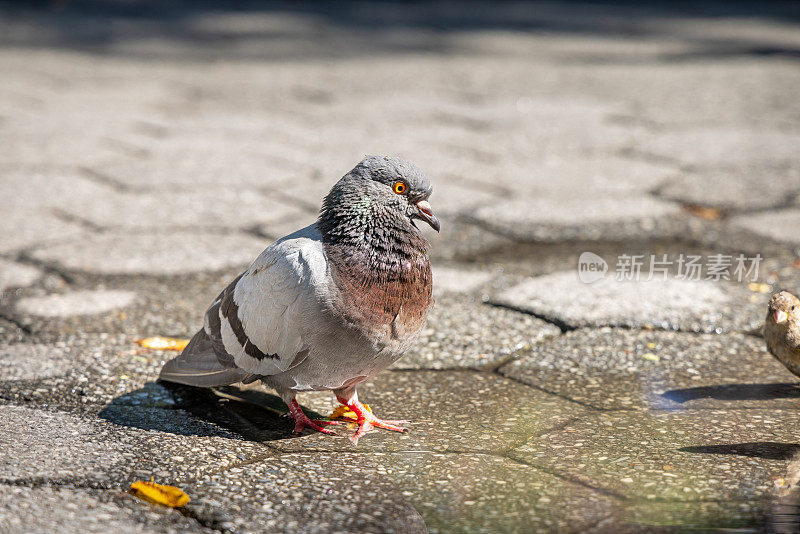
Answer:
[775, 310, 789, 324]
[130, 479, 190, 507]
[135, 337, 190, 351]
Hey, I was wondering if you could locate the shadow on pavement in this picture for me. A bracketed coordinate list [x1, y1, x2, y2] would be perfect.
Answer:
[99, 381, 326, 442]
[1, 0, 799, 62]
[662, 383, 800, 403]
[679, 442, 800, 461]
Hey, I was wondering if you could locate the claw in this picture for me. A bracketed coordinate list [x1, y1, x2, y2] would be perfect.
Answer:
[288, 398, 339, 436]
[335, 396, 409, 445]
[293, 418, 339, 435]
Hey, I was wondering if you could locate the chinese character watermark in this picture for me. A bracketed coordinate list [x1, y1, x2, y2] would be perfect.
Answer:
[578, 252, 762, 284]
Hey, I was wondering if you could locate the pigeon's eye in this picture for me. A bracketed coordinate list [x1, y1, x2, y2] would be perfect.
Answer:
[392, 181, 407, 195]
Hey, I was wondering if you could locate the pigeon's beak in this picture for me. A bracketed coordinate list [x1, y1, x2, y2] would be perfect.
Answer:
[775, 309, 789, 324]
[414, 200, 440, 232]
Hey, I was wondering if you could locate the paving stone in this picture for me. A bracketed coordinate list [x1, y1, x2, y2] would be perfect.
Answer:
[0, 484, 202, 534]
[188, 370, 587, 453]
[0, 405, 133, 482]
[417, 178, 503, 219]
[349, 452, 621, 534]
[0, 332, 200, 409]
[255, 212, 318, 241]
[730, 208, 800, 246]
[448, 156, 678, 198]
[86, 145, 311, 188]
[659, 170, 800, 211]
[184, 453, 426, 534]
[427, 217, 518, 264]
[0, 259, 42, 293]
[637, 129, 800, 171]
[0, 209, 86, 253]
[398, 293, 560, 369]
[492, 271, 766, 333]
[510, 409, 800, 528]
[431, 265, 494, 297]
[469, 194, 684, 242]
[30, 230, 267, 275]
[0, 343, 75, 381]
[499, 328, 799, 410]
[5, 268, 244, 338]
[15, 289, 138, 317]
[0, 404, 264, 487]
[60, 187, 306, 231]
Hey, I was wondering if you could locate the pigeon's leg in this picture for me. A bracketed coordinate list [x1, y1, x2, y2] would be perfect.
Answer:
[334, 388, 409, 444]
[285, 396, 339, 435]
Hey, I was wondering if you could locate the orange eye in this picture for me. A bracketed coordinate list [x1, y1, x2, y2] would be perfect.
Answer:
[393, 181, 407, 194]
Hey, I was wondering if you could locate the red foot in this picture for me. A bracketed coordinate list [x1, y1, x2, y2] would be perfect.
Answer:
[336, 397, 409, 445]
[288, 399, 339, 435]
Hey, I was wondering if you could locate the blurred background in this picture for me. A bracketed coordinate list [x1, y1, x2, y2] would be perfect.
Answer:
[2, 0, 799, 256]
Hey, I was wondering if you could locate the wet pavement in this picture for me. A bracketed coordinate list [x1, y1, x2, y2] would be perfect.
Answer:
[2, 1, 800, 532]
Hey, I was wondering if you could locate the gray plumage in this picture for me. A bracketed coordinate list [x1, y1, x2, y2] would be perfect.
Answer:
[764, 290, 800, 377]
[159, 156, 439, 441]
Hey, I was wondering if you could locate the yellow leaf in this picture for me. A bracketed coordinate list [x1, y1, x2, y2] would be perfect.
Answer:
[641, 352, 660, 362]
[684, 205, 723, 220]
[646, 342, 656, 349]
[747, 282, 772, 294]
[329, 403, 371, 422]
[130, 480, 190, 507]
[135, 337, 190, 351]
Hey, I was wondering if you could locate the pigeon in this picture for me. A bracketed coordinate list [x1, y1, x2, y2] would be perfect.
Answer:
[764, 290, 800, 377]
[159, 156, 439, 444]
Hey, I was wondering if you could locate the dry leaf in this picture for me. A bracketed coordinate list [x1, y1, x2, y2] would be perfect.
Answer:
[684, 205, 723, 220]
[135, 337, 190, 351]
[329, 403, 371, 422]
[641, 353, 660, 362]
[748, 282, 772, 294]
[130, 480, 190, 507]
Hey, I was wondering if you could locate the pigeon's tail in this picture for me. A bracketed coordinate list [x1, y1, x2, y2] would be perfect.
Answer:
[158, 329, 257, 387]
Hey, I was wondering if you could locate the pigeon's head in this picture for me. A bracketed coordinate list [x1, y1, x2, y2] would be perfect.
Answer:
[319, 156, 440, 245]
[767, 290, 800, 327]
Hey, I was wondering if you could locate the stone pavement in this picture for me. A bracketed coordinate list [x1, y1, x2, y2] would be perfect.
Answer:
[1, 1, 800, 532]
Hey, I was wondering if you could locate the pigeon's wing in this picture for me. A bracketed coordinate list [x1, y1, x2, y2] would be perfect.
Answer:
[160, 224, 330, 385]
[159, 272, 261, 386]
[227, 224, 330, 376]
[158, 327, 255, 386]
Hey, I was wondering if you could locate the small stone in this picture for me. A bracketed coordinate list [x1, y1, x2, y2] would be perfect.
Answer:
[16, 290, 137, 317]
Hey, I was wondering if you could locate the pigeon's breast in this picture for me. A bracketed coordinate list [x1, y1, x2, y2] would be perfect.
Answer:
[324, 243, 433, 349]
